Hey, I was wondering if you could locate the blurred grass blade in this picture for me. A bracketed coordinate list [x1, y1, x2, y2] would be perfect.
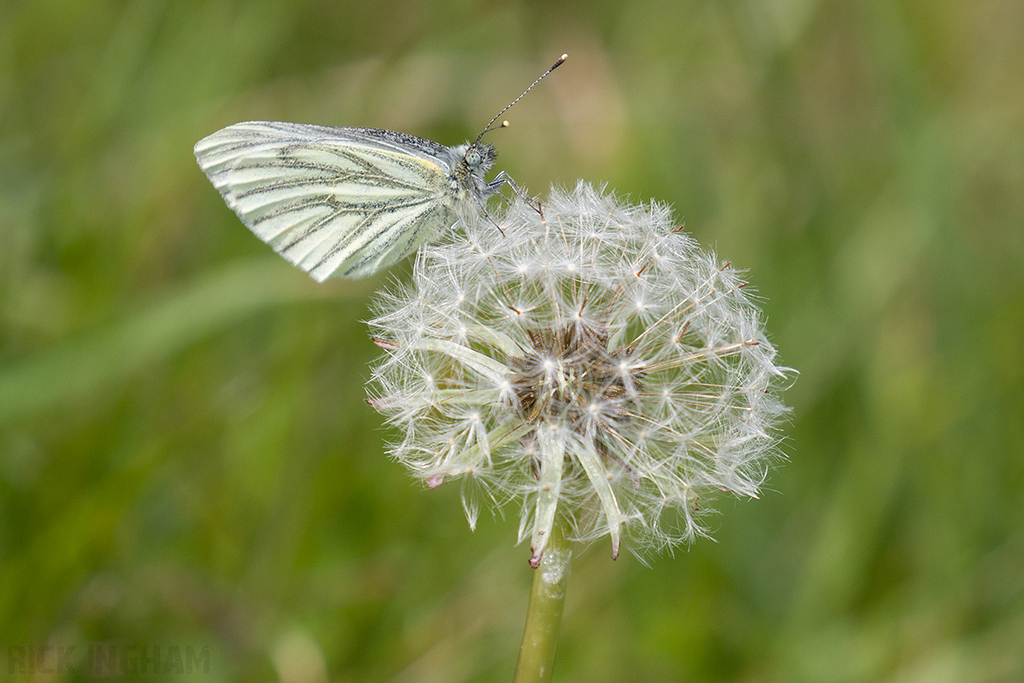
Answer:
[0, 259, 360, 423]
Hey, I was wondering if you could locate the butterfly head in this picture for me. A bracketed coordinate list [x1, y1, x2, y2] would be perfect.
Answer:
[463, 142, 497, 175]
[444, 142, 498, 200]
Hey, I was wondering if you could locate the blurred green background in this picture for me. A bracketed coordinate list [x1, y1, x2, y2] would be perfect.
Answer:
[2, 0, 1022, 681]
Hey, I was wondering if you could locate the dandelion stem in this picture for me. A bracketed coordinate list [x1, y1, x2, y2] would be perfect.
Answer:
[513, 520, 572, 683]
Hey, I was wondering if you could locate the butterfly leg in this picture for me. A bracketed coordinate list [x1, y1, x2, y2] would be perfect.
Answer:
[469, 182, 507, 237]
[489, 171, 543, 214]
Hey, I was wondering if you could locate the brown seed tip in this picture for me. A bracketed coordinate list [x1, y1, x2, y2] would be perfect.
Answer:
[529, 548, 543, 568]
[371, 337, 400, 351]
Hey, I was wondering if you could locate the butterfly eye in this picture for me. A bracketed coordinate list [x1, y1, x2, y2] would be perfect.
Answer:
[465, 147, 482, 167]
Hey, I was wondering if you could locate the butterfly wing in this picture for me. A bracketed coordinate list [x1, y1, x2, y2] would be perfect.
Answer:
[194, 121, 460, 281]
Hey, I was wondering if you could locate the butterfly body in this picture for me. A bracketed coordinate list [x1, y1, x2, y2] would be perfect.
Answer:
[194, 121, 498, 281]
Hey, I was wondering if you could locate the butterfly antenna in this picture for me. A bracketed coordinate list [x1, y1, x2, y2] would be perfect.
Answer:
[475, 53, 567, 144]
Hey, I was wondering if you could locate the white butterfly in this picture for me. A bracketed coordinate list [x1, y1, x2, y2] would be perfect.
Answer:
[194, 55, 566, 282]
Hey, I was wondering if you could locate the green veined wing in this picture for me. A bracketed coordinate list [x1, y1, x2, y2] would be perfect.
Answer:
[194, 122, 484, 281]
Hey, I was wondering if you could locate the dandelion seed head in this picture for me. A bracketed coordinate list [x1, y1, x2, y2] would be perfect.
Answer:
[367, 182, 794, 560]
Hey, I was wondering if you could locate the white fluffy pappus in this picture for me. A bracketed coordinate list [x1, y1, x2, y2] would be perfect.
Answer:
[367, 182, 794, 564]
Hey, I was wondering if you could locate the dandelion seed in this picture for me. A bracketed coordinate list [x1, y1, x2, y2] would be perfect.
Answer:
[367, 182, 793, 562]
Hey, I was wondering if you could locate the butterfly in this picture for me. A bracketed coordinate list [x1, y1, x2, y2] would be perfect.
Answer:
[194, 55, 565, 282]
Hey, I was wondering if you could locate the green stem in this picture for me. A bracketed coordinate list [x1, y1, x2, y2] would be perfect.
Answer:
[513, 522, 572, 683]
